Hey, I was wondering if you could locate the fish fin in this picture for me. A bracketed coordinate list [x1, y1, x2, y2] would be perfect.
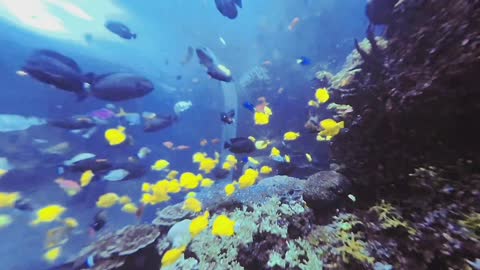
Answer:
[235, 0, 242, 8]
[84, 72, 96, 84]
[224, 142, 231, 149]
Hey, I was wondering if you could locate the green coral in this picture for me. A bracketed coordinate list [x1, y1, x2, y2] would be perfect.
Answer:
[370, 200, 416, 235]
[189, 196, 306, 270]
[305, 213, 374, 266]
[459, 212, 480, 238]
[336, 231, 374, 265]
[267, 239, 323, 269]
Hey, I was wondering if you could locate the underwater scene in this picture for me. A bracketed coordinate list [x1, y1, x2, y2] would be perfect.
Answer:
[0, 0, 479, 269]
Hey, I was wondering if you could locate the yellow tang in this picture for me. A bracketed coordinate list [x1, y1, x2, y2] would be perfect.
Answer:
[315, 88, 330, 103]
[212, 215, 235, 237]
[104, 126, 126, 146]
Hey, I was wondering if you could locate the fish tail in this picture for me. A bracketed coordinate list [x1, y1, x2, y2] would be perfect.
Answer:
[235, 0, 243, 8]
[83, 72, 96, 84]
[224, 142, 231, 149]
[132, 33, 137, 39]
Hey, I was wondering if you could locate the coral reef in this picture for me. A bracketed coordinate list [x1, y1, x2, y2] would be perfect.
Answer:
[329, 0, 480, 187]
[74, 224, 161, 269]
[152, 203, 195, 227]
[303, 170, 352, 212]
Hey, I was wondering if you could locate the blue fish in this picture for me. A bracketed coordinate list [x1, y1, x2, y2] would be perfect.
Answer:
[296, 56, 311, 66]
[243, 101, 255, 112]
[215, 0, 243, 19]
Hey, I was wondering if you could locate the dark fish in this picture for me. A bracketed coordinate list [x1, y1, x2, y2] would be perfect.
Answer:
[67, 158, 112, 173]
[181, 46, 194, 65]
[90, 210, 107, 233]
[242, 101, 255, 112]
[215, 0, 243, 19]
[220, 109, 235, 124]
[196, 47, 233, 82]
[176, 75, 182, 80]
[111, 160, 147, 180]
[143, 115, 177, 132]
[88, 73, 154, 101]
[224, 137, 256, 154]
[105, 21, 136, 39]
[213, 167, 230, 179]
[366, 0, 396, 25]
[48, 116, 95, 130]
[21, 49, 88, 100]
[14, 198, 34, 211]
[275, 153, 321, 178]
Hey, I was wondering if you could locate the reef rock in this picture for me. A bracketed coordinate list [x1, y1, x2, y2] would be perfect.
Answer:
[303, 170, 352, 211]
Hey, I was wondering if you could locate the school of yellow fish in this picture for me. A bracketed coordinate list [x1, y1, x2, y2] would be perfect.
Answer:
[0, 84, 345, 265]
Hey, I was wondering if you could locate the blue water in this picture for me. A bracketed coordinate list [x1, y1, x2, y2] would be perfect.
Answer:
[0, 1, 366, 269]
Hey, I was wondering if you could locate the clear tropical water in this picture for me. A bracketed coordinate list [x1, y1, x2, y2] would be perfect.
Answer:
[0, 1, 367, 269]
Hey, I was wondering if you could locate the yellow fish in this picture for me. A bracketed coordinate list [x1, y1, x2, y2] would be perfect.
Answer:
[200, 178, 215, 188]
[225, 183, 236, 196]
[44, 247, 61, 263]
[151, 159, 170, 171]
[166, 170, 179, 180]
[319, 119, 344, 137]
[80, 170, 94, 187]
[121, 203, 138, 214]
[167, 180, 181, 193]
[63, 217, 78, 228]
[238, 169, 259, 189]
[190, 211, 210, 238]
[260, 166, 272, 174]
[270, 147, 280, 157]
[198, 157, 218, 174]
[254, 112, 270, 125]
[161, 246, 186, 267]
[315, 88, 330, 103]
[142, 182, 152, 192]
[255, 140, 271, 150]
[308, 100, 319, 107]
[283, 131, 300, 141]
[180, 172, 200, 189]
[222, 161, 233, 171]
[247, 157, 260, 166]
[104, 126, 127, 146]
[284, 155, 291, 163]
[212, 215, 235, 237]
[32, 205, 66, 225]
[192, 152, 207, 163]
[0, 192, 20, 208]
[0, 169, 8, 178]
[0, 214, 12, 229]
[96, 193, 119, 208]
[305, 153, 313, 162]
[183, 197, 202, 213]
[118, 195, 132, 205]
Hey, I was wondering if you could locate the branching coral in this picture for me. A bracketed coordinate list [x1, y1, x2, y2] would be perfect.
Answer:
[336, 231, 374, 265]
[267, 239, 323, 269]
[189, 196, 307, 269]
[370, 200, 416, 235]
[459, 212, 480, 239]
